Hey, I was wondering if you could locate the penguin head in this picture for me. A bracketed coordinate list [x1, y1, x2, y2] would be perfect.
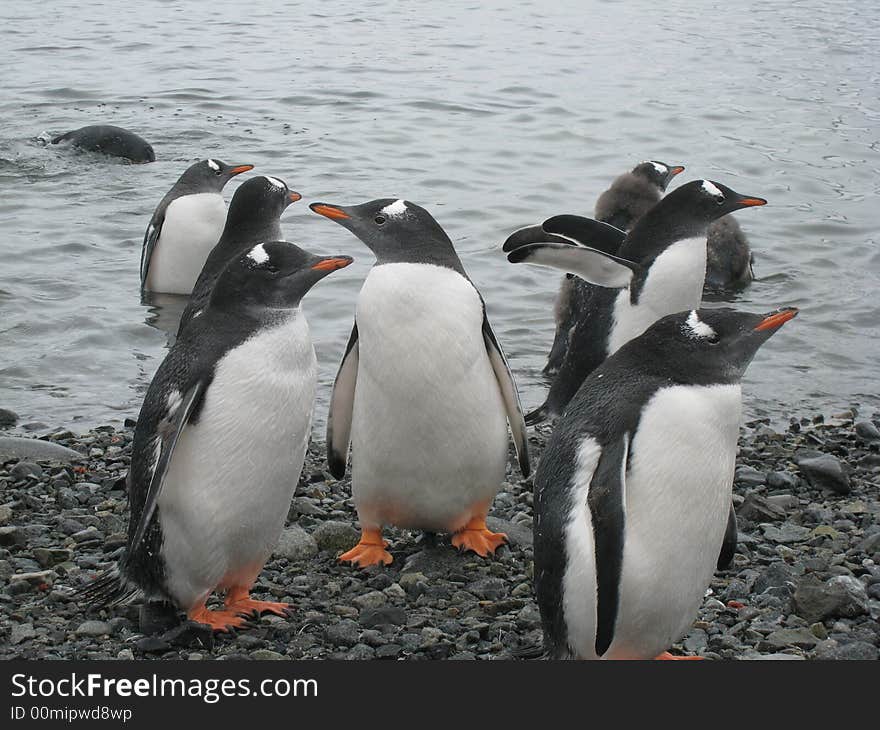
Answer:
[660, 179, 767, 230]
[632, 160, 685, 191]
[309, 198, 458, 265]
[224, 175, 302, 233]
[211, 241, 352, 310]
[181, 158, 254, 192]
[638, 307, 798, 383]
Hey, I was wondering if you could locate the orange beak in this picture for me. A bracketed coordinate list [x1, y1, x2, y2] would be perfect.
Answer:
[669, 165, 685, 175]
[289, 191, 302, 203]
[754, 307, 798, 331]
[311, 256, 353, 271]
[311, 204, 350, 220]
[229, 164, 254, 176]
[739, 197, 767, 207]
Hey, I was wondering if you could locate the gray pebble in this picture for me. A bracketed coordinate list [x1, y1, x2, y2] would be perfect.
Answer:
[274, 525, 318, 561]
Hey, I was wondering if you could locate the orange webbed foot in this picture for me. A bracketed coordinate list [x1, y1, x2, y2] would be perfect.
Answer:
[654, 651, 705, 660]
[188, 605, 251, 633]
[339, 528, 392, 567]
[227, 597, 292, 619]
[452, 514, 507, 557]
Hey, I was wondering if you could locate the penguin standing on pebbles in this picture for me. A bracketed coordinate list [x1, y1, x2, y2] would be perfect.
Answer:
[178, 175, 301, 332]
[311, 198, 529, 567]
[515, 161, 685, 376]
[505, 179, 767, 424]
[534, 306, 798, 659]
[81, 242, 352, 631]
[141, 158, 254, 295]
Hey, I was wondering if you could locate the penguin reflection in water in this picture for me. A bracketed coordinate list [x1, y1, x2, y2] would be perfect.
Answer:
[534, 306, 797, 659]
[81, 242, 352, 630]
[311, 198, 530, 567]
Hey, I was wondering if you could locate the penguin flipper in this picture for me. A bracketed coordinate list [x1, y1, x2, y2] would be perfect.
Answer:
[481, 314, 530, 477]
[140, 210, 165, 291]
[130, 379, 208, 551]
[541, 215, 627, 254]
[502, 224, 578, 253]
[507, 242, 641, 289]
[588, 432, 630, 658]
[327, 323, 359, 480]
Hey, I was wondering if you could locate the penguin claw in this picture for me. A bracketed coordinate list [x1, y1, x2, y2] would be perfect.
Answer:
[452, 527, 508, 557]
[227, 598, 292, 620]
[339, 542, 393, 568]
[187, 606, 250, 633]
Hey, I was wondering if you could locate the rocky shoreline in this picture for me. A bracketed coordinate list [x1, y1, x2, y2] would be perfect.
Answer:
[0, 408, 878, 661]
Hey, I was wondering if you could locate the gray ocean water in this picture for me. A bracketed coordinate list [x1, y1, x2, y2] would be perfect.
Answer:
[1, 0, 878, 433]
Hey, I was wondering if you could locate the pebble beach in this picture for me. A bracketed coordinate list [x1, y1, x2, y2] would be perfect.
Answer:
[0, 406, 878, 661]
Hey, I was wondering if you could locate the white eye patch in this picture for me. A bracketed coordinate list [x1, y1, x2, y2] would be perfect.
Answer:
[264, 176, 284, 190]
[684, 310, 716, 340]
[206, 158, 219, 171]
[380, 199, 408, 218]
[650, 161, 667, 175]
[701, 180, 723, 198]
[247, 243, 269, 264]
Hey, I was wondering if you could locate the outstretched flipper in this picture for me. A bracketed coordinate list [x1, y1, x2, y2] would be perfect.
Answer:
[588, 433, 630, 658]
[482, 314, 530, 477]
[507, 242, 641, 290]
[502, 224, 579, 253]
[541, 215, 627, 254]
[326, 323, 359, 479]
[130, 380, 208, 550]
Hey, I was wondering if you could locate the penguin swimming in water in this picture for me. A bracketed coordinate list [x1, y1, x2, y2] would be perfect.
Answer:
[140, 158, 254, 295]
[534, 306, 798, 659]
[80, 242, 352, 630]
[518, 161, 685, 376]
[310, 198, 529, 567]
[705, 215, 755, 293]
[177, 175, 301, 333]
[505, 179, 767, 425]
[51, 124, 155, 163]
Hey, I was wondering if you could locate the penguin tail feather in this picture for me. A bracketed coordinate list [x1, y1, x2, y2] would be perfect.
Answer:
[76, 564, 141, 609]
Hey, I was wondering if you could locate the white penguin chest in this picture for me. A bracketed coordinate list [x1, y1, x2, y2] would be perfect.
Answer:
[157, 311, 317, 608]
[562, 383, 741, 659]
[147, 193, 227, 294]
[607, 237, 706, 353]
[350, 263, 508, 530]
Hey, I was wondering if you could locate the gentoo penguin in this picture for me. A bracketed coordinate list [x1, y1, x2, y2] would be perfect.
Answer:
[80, 241, 353, 630]
[140, 158, 254, 295]
[505, 179, 767, 425]
[523, 161, 685, 376]
[51, 125, 155, 163]
[705, 216, 755, 293]
[534, 306, 798, 659]
[177, 175, 301, 333]
[310, 198, 529, 567]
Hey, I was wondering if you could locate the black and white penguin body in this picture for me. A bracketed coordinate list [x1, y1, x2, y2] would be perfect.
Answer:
[537, 161, 685, 375]
[81, 242, 352, 630]
[311, 198, 529, 567]
[141, 158, 254, 295]
[705, 215, 755, 293]
[177, 175, 301, 333]
[51, 125, 155, 163]
[534, 306, 798, 659]
[506, 179, 767, 423]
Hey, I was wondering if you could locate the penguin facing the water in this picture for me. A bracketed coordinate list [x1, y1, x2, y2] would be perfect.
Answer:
[141, 158, 254, 295]
[523, 160, 685, 376]
[51, 125, 155, 163]
[506, 179, 767, 424]
[80, 242, 352, 630]
[534, 306, 798, 659]
[311, 198, 529, 567]
[177, 175, 301, 333]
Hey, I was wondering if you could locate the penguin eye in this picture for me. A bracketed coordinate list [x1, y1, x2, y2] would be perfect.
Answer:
[263, 263, 279, 274]
[374, 215, 386, 225]
[715, 196, 725, 205]
[215, 169, 223, 176]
